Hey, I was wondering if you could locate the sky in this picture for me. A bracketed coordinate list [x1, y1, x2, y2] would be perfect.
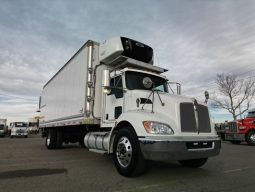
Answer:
[0, 0, 255, 123]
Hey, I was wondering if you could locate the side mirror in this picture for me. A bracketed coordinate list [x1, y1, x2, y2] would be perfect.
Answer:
[102, 70, 111, 94]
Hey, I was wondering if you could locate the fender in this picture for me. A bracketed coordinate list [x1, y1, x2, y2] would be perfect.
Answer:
[107, 109, 177, 153]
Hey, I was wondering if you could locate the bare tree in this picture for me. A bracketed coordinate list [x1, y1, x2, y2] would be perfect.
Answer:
[212, 73, 255, 120]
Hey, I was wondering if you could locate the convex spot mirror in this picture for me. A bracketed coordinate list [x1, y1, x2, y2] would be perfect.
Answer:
[143, 77, 153, 89]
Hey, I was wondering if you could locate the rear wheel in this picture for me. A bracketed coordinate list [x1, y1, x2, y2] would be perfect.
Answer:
[230, 141, 241, 145]
[179, 158, 208, 168]
[45, 128, 57, 149]
[246, 131, 255, 146]
[113, 127, 146, 177]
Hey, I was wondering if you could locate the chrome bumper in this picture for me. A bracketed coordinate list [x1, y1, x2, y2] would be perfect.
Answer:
[139, 138, 221, 161]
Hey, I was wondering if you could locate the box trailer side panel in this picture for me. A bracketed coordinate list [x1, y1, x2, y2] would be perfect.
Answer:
[40, 43, 95, 125]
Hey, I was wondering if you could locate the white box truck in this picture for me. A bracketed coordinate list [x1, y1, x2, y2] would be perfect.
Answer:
[28, 118, 39, 134]
[39, 37, 221, 177]
[0, 118, 7, 137]
[10, 122, 28, 138]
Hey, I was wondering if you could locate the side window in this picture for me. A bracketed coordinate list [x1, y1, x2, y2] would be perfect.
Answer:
[109, 76, 123, 99]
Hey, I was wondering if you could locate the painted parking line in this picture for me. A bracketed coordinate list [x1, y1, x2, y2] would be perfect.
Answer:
[223, 167, 254, 174]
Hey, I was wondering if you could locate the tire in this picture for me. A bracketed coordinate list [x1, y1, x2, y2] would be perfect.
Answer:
[79, 140, 86, 148]
[10, 135, 13, 139]
[25, 135, 28, 138]
[56, 128, 63, 149]
[113, 127, 146, 177]
[230, 141, 241, 145]
[179, 158, 208, 168]
[245, 131, 255, 146]
[220, 133, 225, 141]
[45, 128, 57, 149]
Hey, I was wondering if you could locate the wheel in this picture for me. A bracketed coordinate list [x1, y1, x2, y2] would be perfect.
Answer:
[79, 139, 86, 148]
[113, 127, 146, 177]
[179, 158, 208, 168]
[56, 128, 63, 149]
[230, 141, 241, 145]
[10, 135, 13, 139]
[45, 129, 57, 149]
[246, 131, 255, 146]
[25, 135, 28, 138]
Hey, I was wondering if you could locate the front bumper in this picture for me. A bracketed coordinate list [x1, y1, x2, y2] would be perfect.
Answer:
[11, 132, 28, 136]
[139, 137, 221, 161]
[225, 133, 245, 141]
[0, 131, 4, 136]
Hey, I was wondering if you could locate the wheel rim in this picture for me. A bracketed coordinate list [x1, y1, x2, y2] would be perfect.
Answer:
[250, 133, 255, 143]
[116, 136, 132, 168]
[46, 135, 50, 146]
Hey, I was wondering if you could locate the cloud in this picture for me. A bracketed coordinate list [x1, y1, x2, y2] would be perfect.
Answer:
[1, 0, 255, 121]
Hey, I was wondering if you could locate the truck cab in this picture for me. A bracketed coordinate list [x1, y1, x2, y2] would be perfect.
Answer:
[99, 67, 220, 167]
[225, 109, 255, 145]
[10, 122, 28, 138]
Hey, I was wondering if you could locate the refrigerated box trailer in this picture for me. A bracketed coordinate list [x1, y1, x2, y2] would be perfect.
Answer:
[39, 37, 221, 176]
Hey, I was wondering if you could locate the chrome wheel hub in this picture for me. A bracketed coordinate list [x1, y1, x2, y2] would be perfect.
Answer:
[47, 137, 50, 146]
[250, 134, 255, 143]
[116, 136, 132, 168]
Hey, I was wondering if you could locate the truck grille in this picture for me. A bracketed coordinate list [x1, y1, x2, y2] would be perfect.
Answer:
[16, 129, 25, 133]
[180, 103, 197, 132]
[180, 103, 211, 133]
[197, 104, 211, 133]
[228, 122, 237, 133]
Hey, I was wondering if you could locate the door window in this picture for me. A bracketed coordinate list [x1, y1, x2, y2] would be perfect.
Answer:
[109, 76, 123, 99]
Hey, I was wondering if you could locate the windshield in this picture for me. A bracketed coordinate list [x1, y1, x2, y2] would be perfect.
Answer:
[247, 111, 255, 118]
[14, 122, 27, 127]
[0, 125, 4, 130]
[29, 122, 37, 127]
[125, 71, 168, 92]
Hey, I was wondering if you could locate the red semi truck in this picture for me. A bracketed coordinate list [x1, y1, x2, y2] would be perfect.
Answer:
[225, 108, 255, 145]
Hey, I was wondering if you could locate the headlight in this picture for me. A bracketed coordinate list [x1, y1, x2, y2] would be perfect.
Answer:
[239, 126, 246, 130]
[143, 121, 174, 135]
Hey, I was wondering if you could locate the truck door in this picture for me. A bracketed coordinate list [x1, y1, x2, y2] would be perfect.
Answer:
[104, 75, 124, 122]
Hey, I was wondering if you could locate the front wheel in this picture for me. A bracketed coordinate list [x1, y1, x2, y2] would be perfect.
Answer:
[246, 131, 255, 146]
[179, 158, 208, 168]
[113, 127, 146, 177]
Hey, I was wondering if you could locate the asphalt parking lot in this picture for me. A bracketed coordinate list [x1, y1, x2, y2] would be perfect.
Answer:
[0, 135, 254, 192]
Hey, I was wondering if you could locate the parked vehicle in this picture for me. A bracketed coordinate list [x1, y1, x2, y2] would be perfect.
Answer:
[0, 119, 7, 137]
[39, 37, 221, 176]
[10, 122, 28, 138]
[225, 108, 255, 145]
[28, 118, 39, 134]
[215, 122, 228, 140]
[0, 125, 5, 137]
